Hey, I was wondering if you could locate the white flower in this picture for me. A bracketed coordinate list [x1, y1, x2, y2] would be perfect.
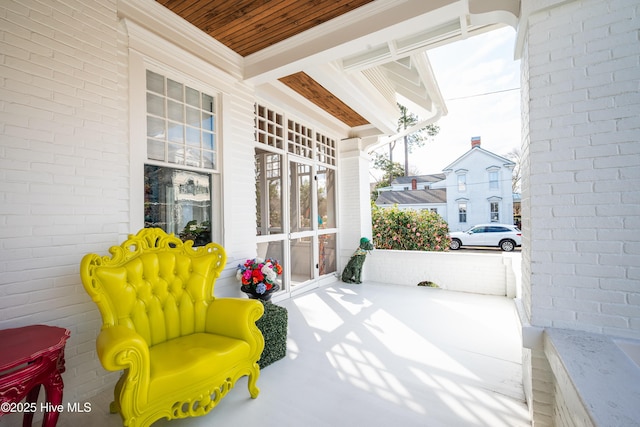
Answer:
[261, 264, 277, 282]
[236, 269, 243, 281]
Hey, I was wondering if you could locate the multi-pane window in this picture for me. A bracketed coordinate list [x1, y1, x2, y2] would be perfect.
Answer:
[287, 120, 313, 159]
[490, 202, 500, 222]
[489, 170, 499, 189]
[458, 202, 467, 223]
[146, 70, 217, 170]
[144, 70, 219, 245]
[316, 133, 336, 166]
[457, 174, 467, 192]
[255, 105, 284, 149]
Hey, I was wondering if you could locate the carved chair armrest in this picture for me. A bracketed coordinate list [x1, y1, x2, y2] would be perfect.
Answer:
[205, 298, 264, 347]
[96, 325, 150, 373]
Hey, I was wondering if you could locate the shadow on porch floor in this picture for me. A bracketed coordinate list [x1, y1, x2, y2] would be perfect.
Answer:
[57, 282, 531, 427]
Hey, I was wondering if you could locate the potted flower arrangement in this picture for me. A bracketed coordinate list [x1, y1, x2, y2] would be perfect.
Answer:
[236, 258, 283, 301]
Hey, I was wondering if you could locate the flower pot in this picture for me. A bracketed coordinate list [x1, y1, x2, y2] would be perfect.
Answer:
[241, 283, 280, 301]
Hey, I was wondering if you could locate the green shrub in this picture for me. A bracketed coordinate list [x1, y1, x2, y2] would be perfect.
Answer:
[372, 203, 450, 251]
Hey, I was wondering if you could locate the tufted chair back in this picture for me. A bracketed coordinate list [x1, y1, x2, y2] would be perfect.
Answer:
[81, 228, 226, 347]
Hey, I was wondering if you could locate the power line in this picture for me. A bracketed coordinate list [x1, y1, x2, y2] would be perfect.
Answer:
[446, 87, 520, 101]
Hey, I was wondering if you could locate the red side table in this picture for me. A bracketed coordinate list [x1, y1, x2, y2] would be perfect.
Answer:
[0, 325, 70, 427]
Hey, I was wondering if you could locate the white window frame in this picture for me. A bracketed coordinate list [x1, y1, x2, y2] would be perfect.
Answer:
[456, 170, 468, 192]
[127, 33, 229, 244]
[487, 166, 500, 190]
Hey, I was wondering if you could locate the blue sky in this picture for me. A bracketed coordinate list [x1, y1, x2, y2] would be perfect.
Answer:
[382, 26, 521, 175]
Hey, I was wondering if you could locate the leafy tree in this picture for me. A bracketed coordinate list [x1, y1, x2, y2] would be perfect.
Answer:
[372, 153, 404, 186]
[397, 104, 440, 175]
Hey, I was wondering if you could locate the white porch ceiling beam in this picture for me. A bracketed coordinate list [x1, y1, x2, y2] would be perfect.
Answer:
[304, 62, 401, 135]
[243, 0, 465, 84]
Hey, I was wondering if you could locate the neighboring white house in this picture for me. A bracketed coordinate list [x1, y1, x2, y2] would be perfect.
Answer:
[376, 138, 516, 231]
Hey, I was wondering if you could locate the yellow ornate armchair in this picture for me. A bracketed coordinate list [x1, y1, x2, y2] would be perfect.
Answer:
[80, 228, 264, 427]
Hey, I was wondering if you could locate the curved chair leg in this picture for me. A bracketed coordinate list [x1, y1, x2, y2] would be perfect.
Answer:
[247, 368, 260, 399]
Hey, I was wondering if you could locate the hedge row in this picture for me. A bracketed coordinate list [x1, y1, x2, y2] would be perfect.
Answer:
[372, 204, 450, 251]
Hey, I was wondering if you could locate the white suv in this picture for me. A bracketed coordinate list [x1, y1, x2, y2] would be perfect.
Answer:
[448, 224, 522, 252]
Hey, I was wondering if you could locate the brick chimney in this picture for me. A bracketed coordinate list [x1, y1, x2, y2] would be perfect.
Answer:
[411, 178, 417, 190]
[471, 136, 481, 148]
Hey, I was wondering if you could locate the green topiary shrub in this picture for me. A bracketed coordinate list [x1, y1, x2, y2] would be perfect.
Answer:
[372, 203, 450, 251]
[255, 300, 288, 368]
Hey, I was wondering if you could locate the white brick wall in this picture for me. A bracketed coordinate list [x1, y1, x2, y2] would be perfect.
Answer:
[520, 0, 640, 425]
[0, 0, 126, 401]
[523, 0, 640, 338]
[0, 0, 259, 406]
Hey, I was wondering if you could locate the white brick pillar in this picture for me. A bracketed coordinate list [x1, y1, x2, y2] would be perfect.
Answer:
[519, 0, 640, 425]
[338, 138, 373, 276]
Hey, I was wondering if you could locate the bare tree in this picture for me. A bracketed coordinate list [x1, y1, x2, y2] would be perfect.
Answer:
[504, 148, 522, 193]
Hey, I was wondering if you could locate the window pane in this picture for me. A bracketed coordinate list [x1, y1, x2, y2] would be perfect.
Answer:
[167, 79, 183, 101]
[147, 117, 165, 138]
[147, 93, 164, 117]
[186, 86, 200, 107]
[168, 143, 183, 164]
[203, 132, 214, 150]
[185, 147, 201, 167]
[146, 70, 164, 94]
[255, 149, 283, 236]
[144, 165, 212, 246]
[291, 237, 313, 286]
[168, 123, 184, 143]
[458, 174, 466, 192]
[319, 233, 336, 276]
[186, 126, 200, 146]
[317, 166, 336, 228]
[186, 107, 200, 127]
[459, 203, 467, 223]
[290, 161, 312, 232]
[168, 100, 183, 122]
[203, 151, 215, 169]
[202, 94, 214, 113]
[147, 139, 164, 161]
[202, 112, 214, 131]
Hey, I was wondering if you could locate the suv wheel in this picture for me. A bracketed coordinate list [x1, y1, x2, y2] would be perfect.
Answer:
[450, 239, 461, 250]
[500, 240, 515, 252]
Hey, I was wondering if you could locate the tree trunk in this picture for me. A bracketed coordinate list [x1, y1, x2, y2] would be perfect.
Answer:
[404, 134, 409, 176]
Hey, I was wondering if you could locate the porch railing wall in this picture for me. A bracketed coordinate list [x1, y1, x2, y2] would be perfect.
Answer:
[363, 250, 520, 298]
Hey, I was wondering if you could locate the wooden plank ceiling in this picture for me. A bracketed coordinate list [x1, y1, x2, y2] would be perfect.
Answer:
[156, 0, 374, 127]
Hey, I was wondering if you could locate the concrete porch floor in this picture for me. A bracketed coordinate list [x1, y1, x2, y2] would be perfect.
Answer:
[55, 282, 531, 427]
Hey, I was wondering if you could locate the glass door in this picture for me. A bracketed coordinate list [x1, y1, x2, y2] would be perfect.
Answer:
[289, 158, 316, 291]
[254, 104, 338, 298]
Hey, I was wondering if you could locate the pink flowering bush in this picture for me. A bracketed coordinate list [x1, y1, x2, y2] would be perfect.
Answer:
[372, 203, 450, 251]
